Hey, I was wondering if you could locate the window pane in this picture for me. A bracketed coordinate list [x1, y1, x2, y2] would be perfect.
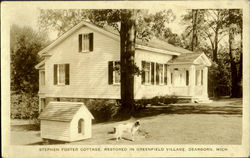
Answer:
[114, 61, 120, 83]
[83, 34, 89, 51]
[145, 62, 150, 83]
[159, 64, 163, 84]
[59, 64, 65, 84]
[40, 71, 45, 86]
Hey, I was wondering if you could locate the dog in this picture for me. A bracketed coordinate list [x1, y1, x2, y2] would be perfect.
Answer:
[109, 120, 140, 141]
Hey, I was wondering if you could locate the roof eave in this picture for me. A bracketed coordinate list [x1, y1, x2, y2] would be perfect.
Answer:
[136, 44, 181, 56]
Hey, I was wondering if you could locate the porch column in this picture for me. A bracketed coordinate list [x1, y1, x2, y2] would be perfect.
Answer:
[202, 67, 208, 97]
[189, 65, 196, 96]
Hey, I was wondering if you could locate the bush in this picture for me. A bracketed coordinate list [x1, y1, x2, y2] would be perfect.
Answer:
[11, 92, 39, 119]
[85, 99, 119, 123]
[135, 95, 178, 106]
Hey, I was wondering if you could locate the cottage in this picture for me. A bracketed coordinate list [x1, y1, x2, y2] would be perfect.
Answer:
[35, 20, 212, 112]
[39, 102, 94, 142]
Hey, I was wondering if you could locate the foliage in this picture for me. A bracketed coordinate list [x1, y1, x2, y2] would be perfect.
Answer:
[10, 25, 49, 94]
[135, 95, 178, 107]
[11, 92, 39, 119]
[85, 99, 119, 123]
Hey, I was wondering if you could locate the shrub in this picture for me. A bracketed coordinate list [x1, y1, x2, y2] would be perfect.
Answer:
[135, 95, 178, 106]
[11, 92, 39, 119]
[85, 99, 119, 123]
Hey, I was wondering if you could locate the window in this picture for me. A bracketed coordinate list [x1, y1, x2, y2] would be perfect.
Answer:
[156, 63, 163, 85]
[40, 71, 45, 86]
[172, 69, 186, 86]
[142, 61, 167, 85]
[79, 33, 93, 52]
[141, 61, 151, 84]
[186, 70, 189, 86]
[114, 61, 120, 84]
[108, 61, 120, 84]
[54, 64, 70, 85]
[78, 119, 84, 134]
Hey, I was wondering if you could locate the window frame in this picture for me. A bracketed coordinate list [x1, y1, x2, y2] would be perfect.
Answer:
[79, 33, 93, 53]
[57, 64, 66, 85]
[113, 61, 120, 85]
[158, 64, 164, 85]
[40, 70, 45, 86]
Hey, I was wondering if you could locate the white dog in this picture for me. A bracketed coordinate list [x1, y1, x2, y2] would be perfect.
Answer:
[112, 120, 140, 141]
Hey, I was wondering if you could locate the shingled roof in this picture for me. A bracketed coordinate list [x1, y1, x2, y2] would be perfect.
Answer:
[38, 21, 193, 56]
[169, 53, 203, 63]
[39, 102, 94, 122]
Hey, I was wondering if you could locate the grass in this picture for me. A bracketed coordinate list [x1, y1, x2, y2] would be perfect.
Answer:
[11, 98, 242, 145]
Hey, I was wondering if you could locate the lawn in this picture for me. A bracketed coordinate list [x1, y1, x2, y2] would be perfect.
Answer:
[11, 98, 242, 145]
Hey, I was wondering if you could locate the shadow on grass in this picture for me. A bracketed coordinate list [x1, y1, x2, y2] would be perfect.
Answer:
[134, 104, 242, 119]
[11, 124, 40, 132]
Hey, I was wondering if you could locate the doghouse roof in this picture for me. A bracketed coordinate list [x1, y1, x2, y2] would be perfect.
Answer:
[39, 102, 94, 122]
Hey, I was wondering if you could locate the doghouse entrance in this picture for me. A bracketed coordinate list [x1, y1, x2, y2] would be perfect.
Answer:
[78, 119, 84, 134]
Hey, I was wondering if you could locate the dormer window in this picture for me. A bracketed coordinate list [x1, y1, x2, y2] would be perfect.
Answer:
[79, 33, 93, 52]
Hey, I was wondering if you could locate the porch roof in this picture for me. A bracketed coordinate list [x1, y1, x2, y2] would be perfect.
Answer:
[168, 52, 212, 66]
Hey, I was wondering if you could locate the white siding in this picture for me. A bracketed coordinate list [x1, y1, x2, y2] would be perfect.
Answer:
[70, 107, 92, 141]
[44, 26, 120, 99]
[134, 49, 173, 99]
[41, 120, 70, 141]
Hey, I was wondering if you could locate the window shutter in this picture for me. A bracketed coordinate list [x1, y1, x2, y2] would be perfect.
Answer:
[65, 64, 70, 85]
[201, 70, 203, 85]
[156, 63, 159, 85]
[151, 62, 155, 84]
[195, 70, 198, 85]
[79, 34, 82, 52]
[54, 64, 58, 85]
[186, 70, 189, 86]
[89, 33, 94, 51]
[171, 73, 173, 85]
[108, 61, 113, 84]
[164, 64, 168, 85]
[141, 61, 146, 84]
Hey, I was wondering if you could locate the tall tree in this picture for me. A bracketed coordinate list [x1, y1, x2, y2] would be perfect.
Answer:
[10, 25, 49, 94]
[227, 9, 243, 97]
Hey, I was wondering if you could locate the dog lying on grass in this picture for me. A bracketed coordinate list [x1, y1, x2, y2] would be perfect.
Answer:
[108, 120, 140, 141]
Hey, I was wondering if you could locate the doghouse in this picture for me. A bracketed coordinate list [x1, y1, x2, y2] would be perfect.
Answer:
[39, 102, 94, 142]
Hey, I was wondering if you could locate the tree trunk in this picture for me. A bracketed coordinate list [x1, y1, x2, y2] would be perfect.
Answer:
[191, 10, 198, 51]
[228, 10, 239, 98]
[119, 10, 136, 118]
[213, 26, 219, 62]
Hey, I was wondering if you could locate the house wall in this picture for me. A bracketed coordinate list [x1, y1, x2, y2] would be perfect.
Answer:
[44, 26, 120, 99]
[70, 107, 92, 141]
[134, 49, 173, 99]
[40, 120, 70, 141]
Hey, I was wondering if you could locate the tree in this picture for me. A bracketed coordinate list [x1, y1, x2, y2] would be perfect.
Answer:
[38, 9, 175, 117]
[227, 9, 243, 97]
[10, 25, 49, 94]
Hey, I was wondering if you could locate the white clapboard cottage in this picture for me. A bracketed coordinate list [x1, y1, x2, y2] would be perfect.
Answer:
[35, 21, 212, 111]
[39, 102, 94, 142]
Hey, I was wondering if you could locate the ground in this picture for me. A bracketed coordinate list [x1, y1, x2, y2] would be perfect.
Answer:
[11, 98, 242, 145]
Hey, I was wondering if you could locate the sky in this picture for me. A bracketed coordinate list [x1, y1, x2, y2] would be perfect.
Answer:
[9, 5, 187, 41]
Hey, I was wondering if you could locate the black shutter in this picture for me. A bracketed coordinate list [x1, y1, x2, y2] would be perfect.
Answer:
[54, 64, 58, 85]
[108, 61, 113, 84]
[151, 62, 154, 84]
[186, 70, 189, 86]
[79, 34, 82, 52]
[89, 33, 93, 51]
[65, 64, 70, 85]
[164, 64, 168, 85]
[141, 61, 146, 84]
[201, 70, 203, 85]
[156, 63, 159, 85]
